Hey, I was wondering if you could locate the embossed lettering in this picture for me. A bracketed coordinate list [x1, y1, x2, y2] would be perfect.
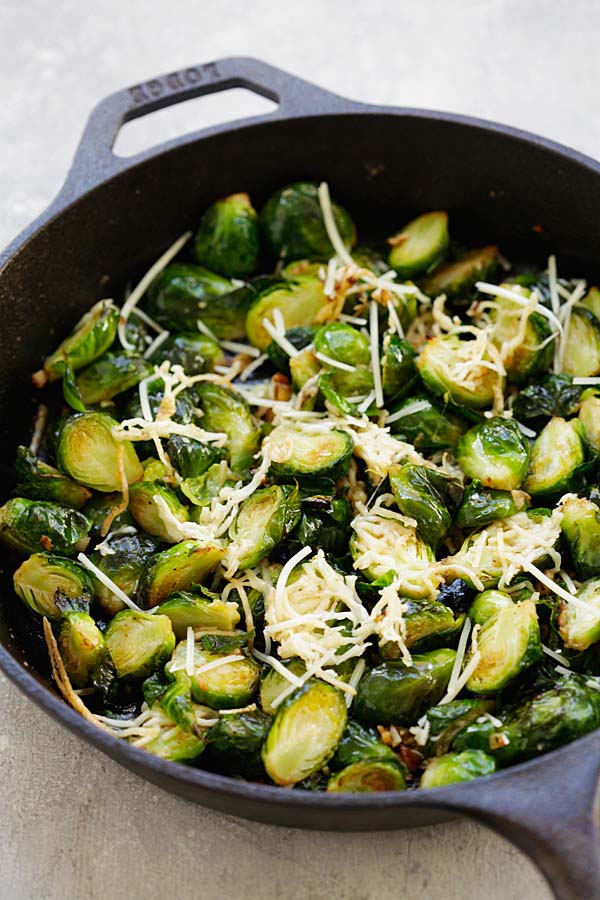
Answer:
[202, 61, 220, 78]
[166, 71, 184, 91]
[129, 85, 148, 104]
[184, 67, 201, 85]
[147, 79, 164, 98]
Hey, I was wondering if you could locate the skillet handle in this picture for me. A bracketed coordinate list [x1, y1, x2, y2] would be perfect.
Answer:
[55, 57, 351, 207]
[445, 735, 600, 900]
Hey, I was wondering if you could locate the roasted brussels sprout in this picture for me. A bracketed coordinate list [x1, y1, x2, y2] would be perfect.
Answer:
[560, 495, 600, 579]
[180, 462, 237, 509]
[314, 322, 371, 367]
[166, 435, 226, 480]
[379, 598, 462, 658]
[381, 335, 419, 403]
[0, 498, 90, 556]
[331, 719, 400, 769]
[389, 394, 469, 451]
[157, 591, 240, 639]
[245, 277, 329, 351]
[268, 424, 353, 482]
[262, 679, 348, 785]
[328, 760, 407, 792]
[421, 246, 498, 298]
[387, 211, 449, 279]
[74, 352, 152, 405]
[287, 496, 351, 558]
[512, 374, 583, 429]
[421, 698, 495, 756]
[466, 600, 541, 693]
[457, 418, 530, 491]
[578, 388, 600, 453]
[15, 446, 91, 510]
[389, 463, 463, 549]
[89, 532, 159, 616]
[259, 658, 307, 714]
[417, 334, 504, 410]
[138, 540, 225, 608]
[150, 332, 225, 374]
[436, 579, 475, 616]
[558, 577, 600, 651]
[455, 484, 529, 531]
[58, 610, 106, 686]
[194, 383, 259, 474]
[128, 481, 189, 542]
[523, 417, 585, 498]
[193, 192, 260, 278]
[468, 589, 514, 626]
[169, 642, 260, 709]
[266, 325, 317, 375]
[57, 412, 143, 492]
[420, 750, 495, 788]
[140, 704, 207, 761]
[260, 182, 355, 261]
[487, 285, 554, 385]
[13, 552, 94, 618]
[105, 609, 175, 679]
[35, 299, 119, 384]
[561, 307, 600, 378]
[227, 484, 301, 571]
[82, 493, 134, 540]
[207, 709, 271, 777]
[354, 649, 456, 726]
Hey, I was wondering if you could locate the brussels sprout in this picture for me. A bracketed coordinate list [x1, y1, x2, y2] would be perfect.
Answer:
[166, 435, 226, 479]
[156, 670, 197, 732]
[487, 286, 554, 385]
[331, 719, 400, 769]
[328, 760, 407, 792]
[436, 579, 475, 616]
[245, 278, 329, 351]
[381, 335, 418, 403]
[578, 389, 600, 453]
[560, 495, 600, 579]
[318, 367, 374, 417]
[417, 333, 504, 410]
[421, 698, 496, 755]
[558, 577, 600, 651]
[74, 352, 153, 405]
[193, 192, 260, 278]
[157, 591, 240, 639]
[146, 263, 254, 339]
[83, 492, 134, 540]
[89, 532, 159, 616]
[260, 181, 355, 261]
[128, 481, 189, 541]
[105, 609, 175, 678]
[455, 484, 529, 531]
[13, 552, 94, 618]
[352, 246, 389, 275]
[387, 211, 449, 279]
[262, 679, 348, 785]
[259, 658, 307, 714]
[468, 589, 514, 625]
[57, 412, 143, 492]
[466, 600, 541, 694]
[350, 513, 436, 599]
[289, 345, 321, 394]
[141, 703, 207, 761]
[287, 496, 351, 558]
[15, 446, 92, 510]
[58, 610, 106, 687]
[389, 463, 463, 549]
[122, 376, 195, 428]
[0, 498, 90, 556]
[422, 246, 499, 298]
[266, 325, 317, 375]
[281, 260, 323, 280]
[512, 374, 583, 429]
[169, 642, 260, 709]
[523, 417, 585, 498]
[149, 332, 225, 373]
[139, 540, 225, 608]
[36, 299, 119, 383]
[227, 485, 301, 571]
[389, 394, 469, 451]
[582, 285, 600, 319]
[180, 462, 237, 509]
[354, 649, 456, 726]
[379, 598, 462, 658]
[268, 424, 353, 482]
[561, 307, 600, 377]
[207, 709, 271, 777]
[314, 322, 371, 367]
[420, 750, 495, 788]
[194, 383, 259, 474]
[457, 418, 530, 491]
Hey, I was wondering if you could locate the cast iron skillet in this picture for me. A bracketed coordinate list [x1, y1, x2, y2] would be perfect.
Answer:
[0, 57, 599, 900]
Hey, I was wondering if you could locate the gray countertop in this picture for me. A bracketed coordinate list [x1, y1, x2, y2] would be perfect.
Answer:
[2, 1, 598, 896]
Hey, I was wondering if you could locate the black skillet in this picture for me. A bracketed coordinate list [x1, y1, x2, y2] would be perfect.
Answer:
[0, 58, 599, 900]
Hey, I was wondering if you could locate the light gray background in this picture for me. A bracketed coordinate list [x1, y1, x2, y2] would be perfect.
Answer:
[1, 0, 598, 897]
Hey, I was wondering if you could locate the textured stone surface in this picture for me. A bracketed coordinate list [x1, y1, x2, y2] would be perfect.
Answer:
[3, 0, 599, 896]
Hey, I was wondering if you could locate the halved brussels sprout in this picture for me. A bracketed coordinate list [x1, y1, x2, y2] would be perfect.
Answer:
[267, 424, 353, 482]
[457, 418, 530, 491]
[421, 698, 495, 756]
[318, 366, 374, 416]
[468, 589, 514, 626]
[354, 649, 456, 726]
[260, 181, 355, 261]
[289, 345, 321, 395]
[89, 532, 159, 616]
[105, 609, 175, 678]
[455, 484, 529, 531]
[286, 496, 351, 559]
[82, 493, 134, 540]
[328, 759, 407, 792]
[262, 679, 348, 785]
[58, 610, 106, 687]
[74, 352, 153, 405]
[57, 412, 143, 492]
[582, 286, 600, 319]
[331, 719, 400, 769]
[226, 484, 301, 571]
[146, 263, 254, 339]
[259, 658, 307, 715]
[0, 498, 91, 556]
[578, 389, 600, 453]
[141, 703, 207, 761]
[266, 325, 317, 375]
[561, 308, 600, 377]
[383, 598, 462, 654]
[314, 322, 371, 367]
[207, 709, 271, 777]
[245, 278, 329, 351]
[15, 446, 92, 510]
[561, 495, 600, 579]
[128, 481, 189, 542]
[139, 540, 225, 608]
[422, 246, 499, 298]
[194, 382, 259, 474]
[417, 334, 504, 410]
[381, 335, 418, 403]
[389, 394, 469, 451]
[387, 211, 449, 279]
[180, 462, 237, 509]
[420, 750, 495, 788]
[487, 285, 554, 385]
[466, 599, 541, 694]
[523, 416, 584, 498]
[169, 642, 260, 709]
[157, 591, 240, 639]
[150, 332, 225, 374]
[36, 299, 119, 383]
[513, 374, 583, 429]
[13, 552, 94, 618]
[166, 435, 226, 480]
[193, 192, 260, 278]
[558, 577, 600, 651]
[389, 463, 463, 549]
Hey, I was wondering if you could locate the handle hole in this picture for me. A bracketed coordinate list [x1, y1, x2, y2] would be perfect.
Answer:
[113, 87, 278, 157]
